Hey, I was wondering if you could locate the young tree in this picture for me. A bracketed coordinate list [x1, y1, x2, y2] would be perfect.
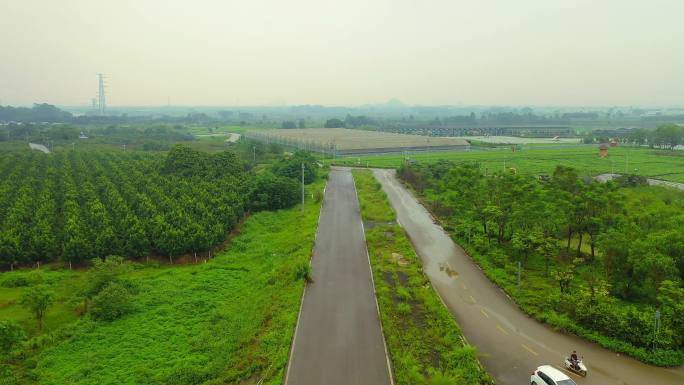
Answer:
[21, 285, 54, 332]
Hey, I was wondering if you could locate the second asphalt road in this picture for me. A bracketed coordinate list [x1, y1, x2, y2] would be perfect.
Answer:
[373, 168, 684, 385]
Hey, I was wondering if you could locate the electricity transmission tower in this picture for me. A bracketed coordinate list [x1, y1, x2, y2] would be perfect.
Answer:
[97, 73, 106, 116]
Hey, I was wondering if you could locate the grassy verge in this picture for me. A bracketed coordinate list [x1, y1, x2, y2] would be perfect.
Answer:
[353, 169, 396, 222]
[0, 180, 325, 385]
[352, 170, 493, 385]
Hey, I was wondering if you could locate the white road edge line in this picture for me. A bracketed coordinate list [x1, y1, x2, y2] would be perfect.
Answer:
[283, 179, 328, 385]
[353, 170, 396, 385]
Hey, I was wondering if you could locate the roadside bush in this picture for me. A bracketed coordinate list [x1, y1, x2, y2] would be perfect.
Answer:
[89, 282, 132, 321]
[294, 261, 312, 283]
[272, 151, 317, 184]
[249, 172, 299, 211]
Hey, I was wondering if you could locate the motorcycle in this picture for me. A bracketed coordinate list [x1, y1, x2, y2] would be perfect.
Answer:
[564, 356, 587, 377]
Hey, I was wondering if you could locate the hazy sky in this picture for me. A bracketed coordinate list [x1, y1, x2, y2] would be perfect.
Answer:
[1, 0, 683, 107]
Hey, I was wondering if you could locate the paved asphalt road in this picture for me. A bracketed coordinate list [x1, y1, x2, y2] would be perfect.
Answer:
[285, 168, 392, 385]
[373, 168, 684, 385]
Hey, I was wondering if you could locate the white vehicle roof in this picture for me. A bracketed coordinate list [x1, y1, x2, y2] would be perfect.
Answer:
[537, 365, 570, 381]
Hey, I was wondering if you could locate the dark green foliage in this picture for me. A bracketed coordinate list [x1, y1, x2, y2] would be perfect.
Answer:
[400, 161, 684, 365]
[0, 103, 72, 123]
[272, 151, 317, 184]
[280, 121, 297, 129]
[0, 151, 250, 267]
[90, 282, 132, 321]
[162, 144, 245, 178]
[0, 320, 25, 353]
[344, 114, 376, 128]
[324, 118, 344, 128]
[250, 173, 300, 211]
[630, 123, 684, 150]
[615, 174, 648, 187]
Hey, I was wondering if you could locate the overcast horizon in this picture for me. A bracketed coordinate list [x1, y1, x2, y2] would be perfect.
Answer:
[2, 0, 683, 107]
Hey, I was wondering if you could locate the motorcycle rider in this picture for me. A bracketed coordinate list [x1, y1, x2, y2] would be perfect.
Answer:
[570, 350, 579, 370]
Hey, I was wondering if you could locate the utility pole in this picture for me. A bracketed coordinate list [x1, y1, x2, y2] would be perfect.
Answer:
[301, 163, 305, 211]
[122, 143, 126, 152]
[253, 145, 256, 164]
[653, 309, 661, 350]
[517, 261, 521, 294]
[625, 150, 628, 174]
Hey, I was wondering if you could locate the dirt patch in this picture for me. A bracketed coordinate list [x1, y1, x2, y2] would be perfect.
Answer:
[397, 271, 409, 287]
[382, 270, 395, 287]
[409, 300, 427, 329]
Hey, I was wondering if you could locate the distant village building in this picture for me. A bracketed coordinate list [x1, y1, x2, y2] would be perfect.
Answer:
[599, 143, 609, 157]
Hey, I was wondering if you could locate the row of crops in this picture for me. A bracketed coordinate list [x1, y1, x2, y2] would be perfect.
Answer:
[0, 151, 249, 268]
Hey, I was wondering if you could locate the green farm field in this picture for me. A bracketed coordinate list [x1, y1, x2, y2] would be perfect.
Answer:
[333, 146, 684, 182]
[0, 179, 324, 385]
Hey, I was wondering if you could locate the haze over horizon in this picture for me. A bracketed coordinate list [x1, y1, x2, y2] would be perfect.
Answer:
[1, 0, 683, 107]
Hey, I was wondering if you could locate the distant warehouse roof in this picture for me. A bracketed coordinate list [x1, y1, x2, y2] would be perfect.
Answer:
[245, 128, 470, 155]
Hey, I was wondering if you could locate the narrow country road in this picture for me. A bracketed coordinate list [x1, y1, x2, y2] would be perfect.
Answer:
[285, 168, 392, 385]
[373, 168, 684, 385]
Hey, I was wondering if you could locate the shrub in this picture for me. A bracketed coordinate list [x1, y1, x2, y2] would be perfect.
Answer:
[0, 320, 25, 353]
[294, 262, 313, 283]
[249, 172, 300, 211]
[85, 256, 132, 298]
[90, 282, 132, 321]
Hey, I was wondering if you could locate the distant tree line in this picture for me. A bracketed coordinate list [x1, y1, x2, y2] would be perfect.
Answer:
[322, 114, 376, 129]
[626, 123, 684, 150]
[0, 104, 73, 123]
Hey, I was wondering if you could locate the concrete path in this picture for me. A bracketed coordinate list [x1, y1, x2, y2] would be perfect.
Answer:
[595, 173, 684, 191]
[373, 168, 684, 385]
[285, 167, 392, 385]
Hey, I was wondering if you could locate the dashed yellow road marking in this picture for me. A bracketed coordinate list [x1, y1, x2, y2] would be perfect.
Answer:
[480, 308, 489, 318]
[496, 324, 510, 335]
[470, 295, 476, 303]
[521, 343, 538, 356]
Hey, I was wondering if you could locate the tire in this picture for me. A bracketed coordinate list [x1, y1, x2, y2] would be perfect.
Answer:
[532, 382, 537, 385]
[581, 370, 587, 377]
